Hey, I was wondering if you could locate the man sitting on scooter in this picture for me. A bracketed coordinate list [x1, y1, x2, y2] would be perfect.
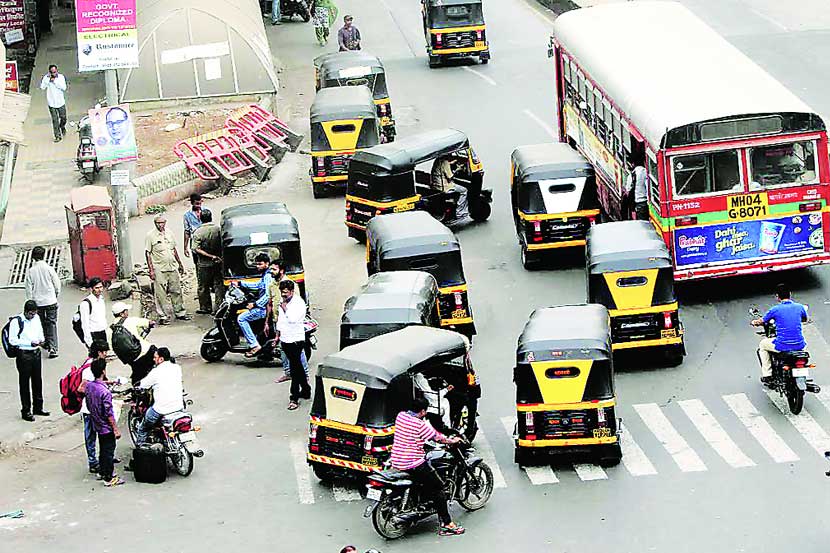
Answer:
[751, 284, 809, 385]
[236, 253, 273, 357]
[136, 347, 184, 446]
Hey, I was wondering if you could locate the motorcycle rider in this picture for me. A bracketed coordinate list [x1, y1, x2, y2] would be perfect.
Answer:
[136, 347, 184, 446]
[110, 302, 157, 385]
[389, 396, 465, 537]
[751, 284, 809, 385]
[235, 253, 273, 357]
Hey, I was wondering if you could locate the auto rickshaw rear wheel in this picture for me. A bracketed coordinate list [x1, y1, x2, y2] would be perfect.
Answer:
[664, 345, 685, 367]
[598, 443, 622, 468]
[428, 55, 441, 68]
[312, 462, 334, 482]
[514, 447, 534, 467]
[312, 182, 327, 199]
[469, 200, 491, 222]
[521, 246, 539, 270]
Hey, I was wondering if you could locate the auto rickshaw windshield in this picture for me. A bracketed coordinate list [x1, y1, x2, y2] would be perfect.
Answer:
[430, 4, 485, 28]
[514, 358, 615, 403]
[385, 251, 465, 287]
[348, 171, 415, 203]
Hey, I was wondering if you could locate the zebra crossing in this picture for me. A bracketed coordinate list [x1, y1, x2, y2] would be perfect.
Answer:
[287, 389, 830, 504]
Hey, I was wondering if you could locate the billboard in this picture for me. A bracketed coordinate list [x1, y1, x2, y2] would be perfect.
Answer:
[673, 213, 825, 267]
[4, 60, 18, 92]
[75, 0, 138, 72]
[0, 0, 25, 46]
[89, 104, 138, 165]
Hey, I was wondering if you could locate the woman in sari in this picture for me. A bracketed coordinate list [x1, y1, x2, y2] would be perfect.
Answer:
[310, 0, 338, 46]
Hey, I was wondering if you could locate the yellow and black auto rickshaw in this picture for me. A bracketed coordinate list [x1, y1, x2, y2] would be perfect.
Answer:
[340, 271, 440, 349]
[511, 304, 621, 467]
[586, 220, 685, 364]
[346, 128, 492, 240]
[308, 326, 471, 480]
[366, 211, 476, 338]
[310, 86, 381, 199]
[314, 51, 396, 142]
[421, 0, 490, 67]
[511, 143, 600, 269]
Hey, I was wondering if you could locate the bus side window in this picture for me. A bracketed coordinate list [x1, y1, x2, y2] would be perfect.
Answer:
[612, 109, 622, 158]
[647, 152, 660, 208]
[603, 100, 613, 149]
[562, 57, 573, 103]
[585, 81, 595, 122]
[622, 125, 632, 157]
[576, 70, 586, 109]
[593, 88, 604, 137]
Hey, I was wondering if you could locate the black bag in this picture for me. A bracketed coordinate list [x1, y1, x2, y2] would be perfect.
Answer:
[132, 446, 167, 484]
[71, 298, 92, 343]
[1, 316, 23, 358]
[111, 322, 141, 364]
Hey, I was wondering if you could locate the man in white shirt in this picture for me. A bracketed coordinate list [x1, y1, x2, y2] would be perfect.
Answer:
[626, 156, 649, 221]
[10, 301, 49, 421]
[136, 347, 184, 445]
[80, 278, 108, 347]
[277, 280, 310, 410]
[39, 64, 67, 142]
[80, 341, 111, 473]
[25, 246, 61, 358]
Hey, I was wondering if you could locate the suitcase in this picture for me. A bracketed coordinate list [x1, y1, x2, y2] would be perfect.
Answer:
[132, 446, 167, 484]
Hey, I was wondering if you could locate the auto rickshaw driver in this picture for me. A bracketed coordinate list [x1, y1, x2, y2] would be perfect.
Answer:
[430, 152, 468, 222]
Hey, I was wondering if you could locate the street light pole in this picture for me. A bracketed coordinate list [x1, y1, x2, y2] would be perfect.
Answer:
[104, 69, 133, 279]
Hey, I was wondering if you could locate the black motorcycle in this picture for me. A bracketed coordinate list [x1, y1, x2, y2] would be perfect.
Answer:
[364, 440, 494, 539]
[76, 115, 99, 182]
[280, 0, 310, 22]
[200, 286, 317, 363]
[750, 307, 820, 414]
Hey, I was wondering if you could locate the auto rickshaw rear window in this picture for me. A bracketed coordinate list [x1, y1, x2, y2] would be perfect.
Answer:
[431, 5, 484, 28]
[392, 252, 464, 286]
[548, 183, 576, 193]
[245, 246, 282, 267]
[616, 276, 648, 287]
[332, 124, 356, 133]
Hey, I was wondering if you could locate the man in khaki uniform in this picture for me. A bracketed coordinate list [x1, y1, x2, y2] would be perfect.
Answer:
[145, 215, 191, 324]
[190, 209, 224, 315]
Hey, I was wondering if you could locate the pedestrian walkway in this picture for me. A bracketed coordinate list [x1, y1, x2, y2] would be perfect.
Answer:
[1, 8, 104, 247]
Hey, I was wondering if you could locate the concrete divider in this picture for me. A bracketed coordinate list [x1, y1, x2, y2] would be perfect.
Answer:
[130, 161, 216, 216]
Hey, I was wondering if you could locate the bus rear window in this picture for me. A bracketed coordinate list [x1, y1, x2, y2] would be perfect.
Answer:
[749, 140, 818, 188]
[672, 150, 741, 197]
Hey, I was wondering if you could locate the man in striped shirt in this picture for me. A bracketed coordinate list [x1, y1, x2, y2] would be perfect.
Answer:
[389, 396, 465, 536]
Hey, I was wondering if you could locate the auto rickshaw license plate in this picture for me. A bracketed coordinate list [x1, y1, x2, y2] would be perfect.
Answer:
[393, 203, 414, 213]
[362, 455, 379, 467]
[475, 41, 485, 48]
[592, 428, 612, 439]
[452, 308, 468, 319]
[661, 329, 677, 338]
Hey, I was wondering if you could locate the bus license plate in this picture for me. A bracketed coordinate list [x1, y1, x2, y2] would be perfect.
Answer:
[366, 488, 382, 501]
[593, 428, 611, 439]
[452, 308, 467, 319]
[393, 203, 414, 213]
[362, 455, 379, 467]
[661, 329, 677, 338]
[727, 192, 768, 221]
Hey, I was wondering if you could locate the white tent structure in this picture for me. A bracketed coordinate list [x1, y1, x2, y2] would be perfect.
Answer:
[117, 0, 279, 108]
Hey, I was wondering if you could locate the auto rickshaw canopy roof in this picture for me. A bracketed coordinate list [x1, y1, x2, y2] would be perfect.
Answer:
[350, 128, 470, 177]
[512, 143, 594, 183]
[220, 202, 300, 248]
[368, 212, 460, 260]
[310, 86, 377, 123]
[318, 326, 469, 389]
[342, 293, 434, 325]
[517, 304, 612, 360]
[315, 51, 385, 77]
[426, 0, 483, 6]
[587, 220, 672, 274]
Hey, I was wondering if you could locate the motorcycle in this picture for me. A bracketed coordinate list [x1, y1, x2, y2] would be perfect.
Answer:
[750, 307, 820, 414]
[363, 439, 494, 539]
[76, 115, 99, 183]
[123, 387, 204, 477]
[280, 0, 311, 22]
[200, 285, 318, 363]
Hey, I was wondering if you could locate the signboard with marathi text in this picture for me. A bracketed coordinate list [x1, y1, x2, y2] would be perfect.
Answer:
[4, 60, 18, 92]
[75, 0, 138, 72]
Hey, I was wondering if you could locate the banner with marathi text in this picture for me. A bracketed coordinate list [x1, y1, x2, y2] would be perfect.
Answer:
[75, 0, 138, 72]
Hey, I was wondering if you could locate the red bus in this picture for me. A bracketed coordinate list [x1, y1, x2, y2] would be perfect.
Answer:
[551, 1, 830, 280]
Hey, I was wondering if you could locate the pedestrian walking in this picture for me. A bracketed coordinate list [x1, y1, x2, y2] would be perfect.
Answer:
[271, 0, 282, 24]
[182, 193, 203, 264]
[39, 64, 67, 142]
[80, 341, 111, 474]
[24, 246, 61, 358]
[277, 280, 310, 410]
[145, 214, 191, 324]
[338, 14, 361, 51]
[82, 358, 124, 486]
[191, 208, 224, 315]
[310, 0, 338, 46]
[10, 300, 49, 421]
[79, 277, 108, 347]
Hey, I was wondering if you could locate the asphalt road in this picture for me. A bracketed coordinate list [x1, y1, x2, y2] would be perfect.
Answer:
[5, 1, 830, 552]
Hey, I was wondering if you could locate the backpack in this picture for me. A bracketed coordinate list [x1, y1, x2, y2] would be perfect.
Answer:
[59, 362, 87, 415]
[71, 298, 92, 343]
[1, 316, 23, 358]
[111, 321, 141, 364]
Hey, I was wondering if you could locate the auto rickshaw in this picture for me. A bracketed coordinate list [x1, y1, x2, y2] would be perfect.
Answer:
[314, 51, 396, 142]
[586, 220, 685, 364]
[421, 0, 490, 67]
[346, 128, 492, 240]
[340, 271, 440, 349]
[310, 86, 381, 198]
[511, 143, 600, 269]
[366, 211, 476, 338]
[308, 326, 472, 481]
[511, 304, 621, 467]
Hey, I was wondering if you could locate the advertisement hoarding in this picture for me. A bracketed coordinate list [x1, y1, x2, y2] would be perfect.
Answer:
[4, 60, 18, 92]
[75, 0, 138, 72]
[89, 104, 138, 165]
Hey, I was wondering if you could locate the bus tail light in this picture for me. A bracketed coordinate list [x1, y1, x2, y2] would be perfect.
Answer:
[799, 201, 822, 212]
[663, 312, 674, 329]
[675, 216, 697, 227]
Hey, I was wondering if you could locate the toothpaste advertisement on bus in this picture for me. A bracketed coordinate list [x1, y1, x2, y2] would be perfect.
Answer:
[673, 213, 824, 267]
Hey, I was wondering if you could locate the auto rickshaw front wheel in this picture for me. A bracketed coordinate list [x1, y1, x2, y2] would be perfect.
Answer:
[200, 341, 228, 362]
[469, 200, 491, 222]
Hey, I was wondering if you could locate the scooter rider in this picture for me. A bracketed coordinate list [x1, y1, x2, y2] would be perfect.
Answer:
[751, 284, 808, 385]
[136, 347, 184, 446]
[110, 302, 157, 385]
[235, 253, 273, 357]
[389, 396, 465, 537]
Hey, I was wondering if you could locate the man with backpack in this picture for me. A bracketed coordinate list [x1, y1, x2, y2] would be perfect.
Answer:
[75, 277, 108, 348]
[24, 245, 61, 358]
[8, 300, 49, 421]
[110, 302, 157, 384]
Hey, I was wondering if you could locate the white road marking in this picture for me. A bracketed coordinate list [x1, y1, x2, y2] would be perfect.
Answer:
[633, 403, 707, 472]
[815, 388, 830, 414]
[524, 466, 559, 485]
[473, 429, 507, 489]
[802, 322, 830, 359]
[723, 393, 799, 463]
[765, 389, 830, 455]
[619, 428, 658, 476]
[461, 66, 497, 86]
[748, 7, 788, 32]
[522, 109, 558, 140]
[572, 463, 608, 481]
[332, 484, 362, 502]
[678, 399, 755, 468]
[289, 438, 315, 504]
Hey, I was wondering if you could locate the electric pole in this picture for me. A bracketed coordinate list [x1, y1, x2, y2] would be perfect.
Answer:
[104, 69, 133, 279]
